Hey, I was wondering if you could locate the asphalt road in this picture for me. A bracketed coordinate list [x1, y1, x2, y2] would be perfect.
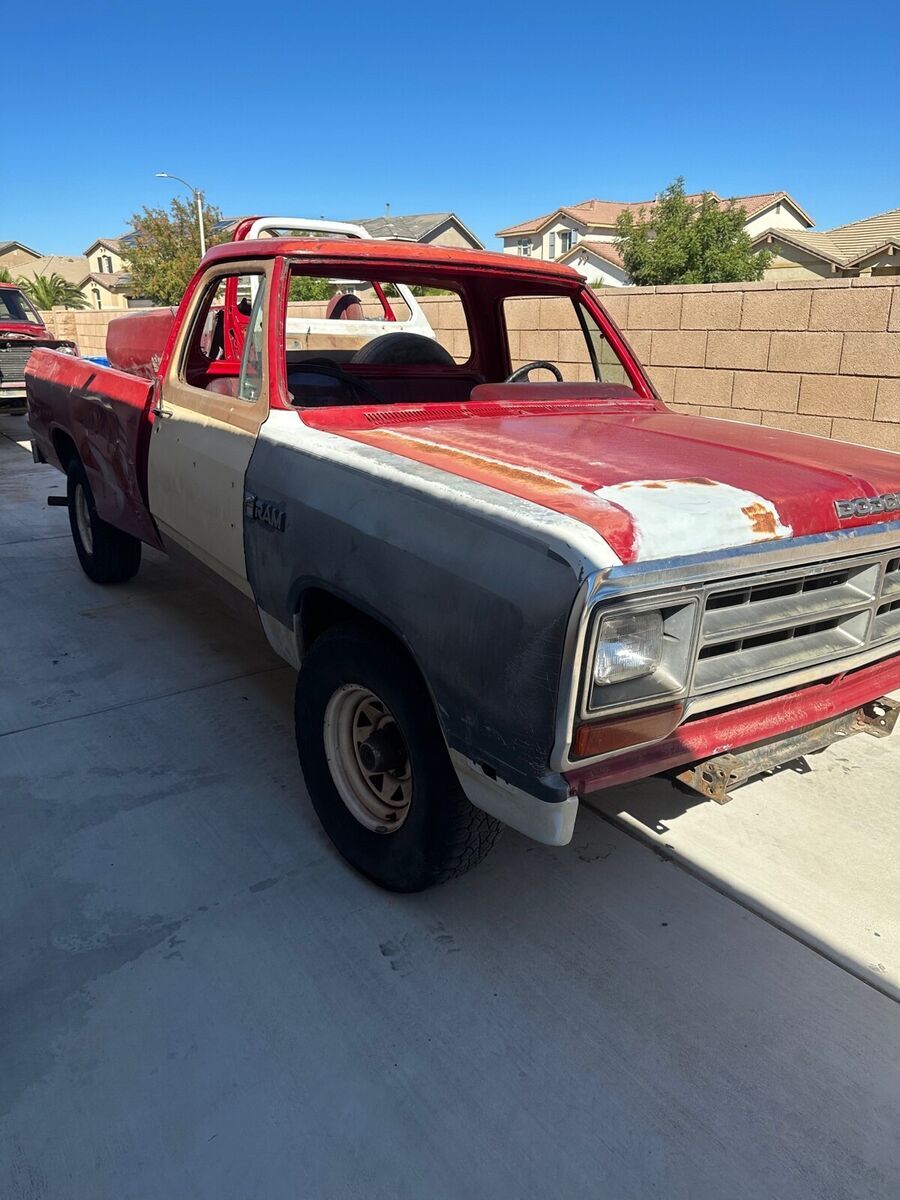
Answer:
[2, 413, 898, 1199]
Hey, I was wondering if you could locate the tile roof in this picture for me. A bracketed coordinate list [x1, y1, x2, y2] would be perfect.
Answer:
[0, 240, 42, 258]
[353, 212, 484, 248]
[12, 255, 90, 286]
[497, 191, 806, 237]
[560, 240, 625, 268]
[823, 207, 900, 259]
[83, 236, 125, 255]
[754, 208, 900, 267]
[353, 212, 451, 240]
[86, 271, 132, 291]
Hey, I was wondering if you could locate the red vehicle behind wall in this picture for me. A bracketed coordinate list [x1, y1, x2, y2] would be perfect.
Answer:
[22, 225, 900, 891]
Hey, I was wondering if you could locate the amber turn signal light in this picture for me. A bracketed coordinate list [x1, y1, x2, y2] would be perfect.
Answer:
[572, 703, 685, 759]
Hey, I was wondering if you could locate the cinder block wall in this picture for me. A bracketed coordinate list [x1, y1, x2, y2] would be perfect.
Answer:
[594, 277, 900, 452]
[43, 309, 126, 358]
[41, 278, 900, 452]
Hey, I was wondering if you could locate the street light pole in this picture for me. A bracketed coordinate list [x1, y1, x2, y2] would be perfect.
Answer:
[154, 172, 206, 257]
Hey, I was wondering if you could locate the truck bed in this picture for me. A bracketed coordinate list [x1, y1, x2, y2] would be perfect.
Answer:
[26, 348, 162, 548]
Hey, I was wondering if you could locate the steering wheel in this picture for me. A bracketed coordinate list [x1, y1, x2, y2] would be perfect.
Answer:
[506, 360, 564, 383]
[288, 358, 384, 406]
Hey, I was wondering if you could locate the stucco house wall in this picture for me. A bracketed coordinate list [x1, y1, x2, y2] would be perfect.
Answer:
[84, 240, 127, 276]
[760, 241, 837, 281]
[742, 202, 808, 238]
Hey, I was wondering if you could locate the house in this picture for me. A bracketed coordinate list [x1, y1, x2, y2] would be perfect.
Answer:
[84, 237, 127, 277]
[352, 212, 483, 250]
[496, 191, 813, 286]
[8, 235, 143, 310]
[0, 241, 42, 271]
[753, 207, 900, 280]
[80, 238, 135, 309]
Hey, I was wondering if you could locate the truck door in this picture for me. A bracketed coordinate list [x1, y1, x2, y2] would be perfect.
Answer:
[146, 262, 271, 594]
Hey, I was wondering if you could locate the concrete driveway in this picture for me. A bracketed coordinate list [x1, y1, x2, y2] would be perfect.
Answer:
[2, 412, 898, 1199]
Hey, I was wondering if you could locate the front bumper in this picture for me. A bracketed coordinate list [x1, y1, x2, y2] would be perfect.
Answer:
[0, 380, 27, 403]
[564, 651, 900, 796]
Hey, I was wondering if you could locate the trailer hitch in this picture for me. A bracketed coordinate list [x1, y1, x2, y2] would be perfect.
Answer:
[675, 696, 900, 805]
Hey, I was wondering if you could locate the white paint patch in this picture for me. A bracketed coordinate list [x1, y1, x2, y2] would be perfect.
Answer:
[593, 478, 792, 561]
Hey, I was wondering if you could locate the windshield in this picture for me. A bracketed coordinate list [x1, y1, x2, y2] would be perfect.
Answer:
[0, 288, 43, 325]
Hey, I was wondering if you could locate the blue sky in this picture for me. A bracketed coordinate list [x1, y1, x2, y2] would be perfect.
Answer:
[4, 0, 897, 255]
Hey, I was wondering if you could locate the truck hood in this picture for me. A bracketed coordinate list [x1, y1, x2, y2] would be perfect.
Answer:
[306, 400, 900, 564]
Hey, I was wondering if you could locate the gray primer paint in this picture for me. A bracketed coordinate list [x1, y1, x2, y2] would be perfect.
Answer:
[243, 414, 603, 803]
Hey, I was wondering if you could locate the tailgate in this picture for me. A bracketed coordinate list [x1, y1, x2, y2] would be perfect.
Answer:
[26, 348, 161, 548]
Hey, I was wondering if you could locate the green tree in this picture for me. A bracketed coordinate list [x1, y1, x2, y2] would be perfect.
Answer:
[0, 267, 13, 283]
[289, 275, 332, 301]
[122, 195, 227, 305]
[18, 272, 89, 311]
[614, 178, 772, 286]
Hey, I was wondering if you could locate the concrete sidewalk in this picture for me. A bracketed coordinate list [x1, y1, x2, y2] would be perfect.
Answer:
[2, 413, 898, 1199]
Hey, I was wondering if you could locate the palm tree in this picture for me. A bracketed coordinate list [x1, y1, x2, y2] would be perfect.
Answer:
[17, 272, 89, 311]
[0, 267, 13, 283]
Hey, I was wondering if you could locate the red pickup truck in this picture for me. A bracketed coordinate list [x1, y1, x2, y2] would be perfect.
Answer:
[0, 283, 76, 409]
[25, 225, 900, 890]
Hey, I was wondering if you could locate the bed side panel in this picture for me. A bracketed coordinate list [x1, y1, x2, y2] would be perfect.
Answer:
[26, 349, 161, 547]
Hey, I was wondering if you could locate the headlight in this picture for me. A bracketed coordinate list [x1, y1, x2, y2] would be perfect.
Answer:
[585, 598, 698, 714]
[594, 610, 664, 685]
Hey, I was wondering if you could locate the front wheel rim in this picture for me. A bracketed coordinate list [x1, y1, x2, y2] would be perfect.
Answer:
[323, 684, 413, 833]
[74, 484, 93, 555]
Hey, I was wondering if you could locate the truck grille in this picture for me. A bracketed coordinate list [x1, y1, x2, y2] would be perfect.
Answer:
[0, 345, 35, 385]
[694, 548, 900, 694]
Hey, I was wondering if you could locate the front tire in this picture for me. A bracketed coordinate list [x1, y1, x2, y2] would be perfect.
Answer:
[67, 459, 141, 584]
[295, 623, 503, 891]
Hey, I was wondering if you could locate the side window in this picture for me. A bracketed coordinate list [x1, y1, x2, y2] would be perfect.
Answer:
[501, 295, 631, 385]
[179, 270, 264, 391]
[238, 280, 266, 402]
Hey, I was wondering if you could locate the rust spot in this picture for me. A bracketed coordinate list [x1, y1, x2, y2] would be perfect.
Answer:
[682, 477, 719, 487]
[641, 481, 667, 489]
[742, 501, 778, 537]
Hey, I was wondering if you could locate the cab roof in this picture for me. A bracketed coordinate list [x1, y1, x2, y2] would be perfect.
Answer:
[203, 237, 584, 285]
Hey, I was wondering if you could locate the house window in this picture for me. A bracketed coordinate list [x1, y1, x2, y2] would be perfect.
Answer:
[104, 255, 113, 273]
[97, 256, 103, 272]
[549, 231, 556, 258]
[92, 287, 102, 309]
[559, 230, 579, 254]
[517, 238, 532, 257]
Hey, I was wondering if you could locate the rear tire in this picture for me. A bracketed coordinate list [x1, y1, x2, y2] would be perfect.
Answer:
[67, 459, 141, 584]
[295, 623, 503, 891]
